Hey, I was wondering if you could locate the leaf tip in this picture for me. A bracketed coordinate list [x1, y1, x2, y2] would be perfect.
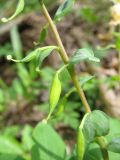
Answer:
[1, 18, 8, 23]
[7, 55, 12, 61]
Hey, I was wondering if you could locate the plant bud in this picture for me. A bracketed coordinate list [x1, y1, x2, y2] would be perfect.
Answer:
[77, 128, 85, 160]
[49, 72, 61, 114]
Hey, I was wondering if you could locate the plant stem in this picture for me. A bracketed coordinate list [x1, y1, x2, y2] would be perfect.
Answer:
[97, 137, 109, 160]
[40, 2, 109, 160]
[41, 2, 91, 113]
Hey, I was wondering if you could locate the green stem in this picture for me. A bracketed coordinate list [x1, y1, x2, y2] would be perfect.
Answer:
[41, 2, 91, 113]
[40, 2, 109, 160]
[96, 137, 109, 160]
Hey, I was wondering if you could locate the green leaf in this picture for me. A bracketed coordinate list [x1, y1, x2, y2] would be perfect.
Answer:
[70, 48, 100, 64]
[80, 75, 95, 86]
[38, 25, 48, 44]
[84, 142, 120, 160]
[82, 110, 109, 143]
[7, 46, 57, 71]
[82, 113, 95, 143]
[32, 122, 66, 160]
[115, 36, 120, 50]
[54, 0, 75, 22]
[84, 143, 103, 160]
[109, 151, 120, 160]
[0, 154, 25, 160]
[48, 72, 62, 119]
[91, 110, 110, 137]
[53, 96, 67, 118]
[35, 46, 57, 71]
[107, 138, 120, 153]
[21, 125, 34, 151]
[105, 118, 120, 143]
[1, 0, 24, 22]
[0, 136, 23, 154]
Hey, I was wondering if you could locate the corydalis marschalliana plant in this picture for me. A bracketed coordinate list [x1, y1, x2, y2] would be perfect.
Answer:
[1, 0, 120, 160]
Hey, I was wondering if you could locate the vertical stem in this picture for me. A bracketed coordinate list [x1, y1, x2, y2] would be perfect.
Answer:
[40, 2, 109, 160]
[41, 2, 91, 113]
[97, 137, 109, 160]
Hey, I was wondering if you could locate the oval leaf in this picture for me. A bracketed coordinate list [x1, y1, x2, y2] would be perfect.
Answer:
[91, 110, 110, 137]
[82, 110, 110, 143]
[82, 113, 95, 143]
[1, 0, 24, 22]
[32, 122, 66, 160]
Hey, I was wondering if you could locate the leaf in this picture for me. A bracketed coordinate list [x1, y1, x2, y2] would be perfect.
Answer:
[35, 46, 57, 71]
[1, 0, 24, 22]
[115, 36, 120, 50]
[21, 125, 34, 151]
[109, 151, 120, 160]
[0, 154, 25, 160]
[84, 143, 103, 160]
[54, 0, 75, 22]
[82, 113, 95, 143]
[105, 118, 120, 142]
[84, 142, 120, 160]
[48, 72, 62, 119]
[32, 122, 66, 160]
[80, 75, 95, 86]
[107, 138, 120, 153]
[91, 110, 110, 137]
[7, 50, 37, 62]
[82, 110, 110, 143]
[53, 96, 67, 118]
[0, 136, 23, 154]
[7, 46, 57, 71]
[70, 48, 100, 64]
[38, 25, 48, 44]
